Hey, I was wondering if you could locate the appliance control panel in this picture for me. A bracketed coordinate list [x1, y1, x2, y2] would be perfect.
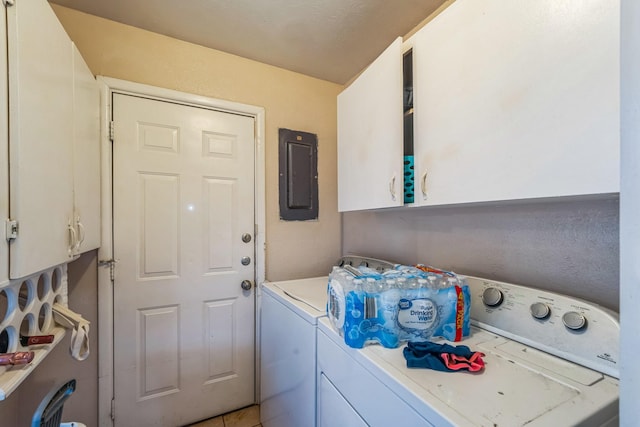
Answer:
[465, 275, 619, 379]
[337, 255, 396, 273]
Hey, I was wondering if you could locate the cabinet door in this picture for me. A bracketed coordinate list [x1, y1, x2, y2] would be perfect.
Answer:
[7, 0, 74, 278]
[337, 38, 403, 212]
[413, 0, 619, 206]
[72, 43, 101, 254]
[0, 5, 8, 287]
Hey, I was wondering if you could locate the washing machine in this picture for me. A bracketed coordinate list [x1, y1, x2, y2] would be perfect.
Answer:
[259, 276, 329, 427]
[317, 275, 620, 426]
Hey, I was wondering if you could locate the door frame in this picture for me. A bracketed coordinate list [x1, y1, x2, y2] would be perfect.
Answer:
[96, 77, 266, 427]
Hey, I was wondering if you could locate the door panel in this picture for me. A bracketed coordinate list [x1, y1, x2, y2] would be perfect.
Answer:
[139, 305, 180, 398]
[139, 173, 179, 278]
[204, 299, 236, 381]
[113, 93, 255, 426]
[205, 178, 235, 270]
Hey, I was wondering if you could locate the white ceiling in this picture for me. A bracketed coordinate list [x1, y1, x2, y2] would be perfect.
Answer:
[49, 0, 446, 84]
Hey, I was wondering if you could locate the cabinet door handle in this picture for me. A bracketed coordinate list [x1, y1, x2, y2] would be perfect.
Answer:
[67, 222, 78, 257]
[75, 216, 85, 250]
[389, 174, 396, 201]
[421, 171, 428, 198]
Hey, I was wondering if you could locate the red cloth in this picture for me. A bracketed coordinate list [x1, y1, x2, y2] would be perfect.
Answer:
[440, 351, 485, 372]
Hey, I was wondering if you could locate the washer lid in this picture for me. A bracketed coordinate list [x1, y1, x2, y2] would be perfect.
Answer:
[495, 340, 602, 386]
[362, 327, 619, 427]
[270, 276, 328, 312]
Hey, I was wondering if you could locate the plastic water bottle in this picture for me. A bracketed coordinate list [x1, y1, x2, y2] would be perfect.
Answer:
[416, 278, 428, 297]
[426, 274, 439, 290]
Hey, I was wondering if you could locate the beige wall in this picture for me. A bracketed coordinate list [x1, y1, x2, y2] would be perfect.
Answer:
[52, 4, 343, 281]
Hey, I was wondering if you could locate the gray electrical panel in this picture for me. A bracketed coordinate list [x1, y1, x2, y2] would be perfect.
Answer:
[279, 128, 318, 221]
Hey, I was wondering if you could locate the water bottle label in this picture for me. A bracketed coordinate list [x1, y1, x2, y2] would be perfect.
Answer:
[397, 298, 437, 330]
[327, 279, 346, 330]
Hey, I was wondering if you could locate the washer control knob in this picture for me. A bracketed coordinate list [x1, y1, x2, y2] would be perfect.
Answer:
[530, 302, 550, 319]
[482, 287, 504, 307]
[562, 311, 587, 331]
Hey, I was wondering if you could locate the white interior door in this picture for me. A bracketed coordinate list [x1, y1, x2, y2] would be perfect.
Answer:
[112, 93, 256, 426]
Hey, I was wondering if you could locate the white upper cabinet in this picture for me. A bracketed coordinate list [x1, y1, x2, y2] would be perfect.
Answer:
[7, 0, 75, 278]
[337, 38, 404, 212]
[0, 5, 8, 287]
[412, 0, 619, 206]
[338, 1, 620, 212]
[5, 0, 100, 279]
[72, 43, 101, 254]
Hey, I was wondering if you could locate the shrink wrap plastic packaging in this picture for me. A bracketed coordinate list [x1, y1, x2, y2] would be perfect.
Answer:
[327, 264, 470, 349]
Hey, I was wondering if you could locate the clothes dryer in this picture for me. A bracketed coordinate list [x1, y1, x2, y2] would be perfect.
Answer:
[260, 277, 328, 427]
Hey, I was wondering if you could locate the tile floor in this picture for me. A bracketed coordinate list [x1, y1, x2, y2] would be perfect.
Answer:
[186, 405, 262, 427]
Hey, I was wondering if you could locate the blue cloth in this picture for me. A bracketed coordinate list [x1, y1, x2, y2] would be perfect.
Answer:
[403, 341, 482, 372]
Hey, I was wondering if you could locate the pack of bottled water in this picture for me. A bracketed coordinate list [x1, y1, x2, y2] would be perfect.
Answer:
[326, 263, 471, 349]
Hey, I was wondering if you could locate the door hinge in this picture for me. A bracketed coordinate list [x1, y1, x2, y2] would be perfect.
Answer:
[109, 121, 115, 141]
[5, 219, 18, 241]
[111, 398, 115, 421]
[99, 258, 118, 281]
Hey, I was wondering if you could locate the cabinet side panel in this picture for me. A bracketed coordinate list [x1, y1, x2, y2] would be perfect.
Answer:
[1, 5, 9, 286]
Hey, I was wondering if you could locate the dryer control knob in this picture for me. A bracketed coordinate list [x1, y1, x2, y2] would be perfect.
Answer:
[562, 311, 587, 331]
[530, 302, 550, 319]
[482, 287, 504, 307]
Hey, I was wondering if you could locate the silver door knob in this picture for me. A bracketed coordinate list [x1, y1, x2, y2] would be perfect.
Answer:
[242, 233, 252, 243]
[241, 256, 251, 266]
[241, 280, 253, 291]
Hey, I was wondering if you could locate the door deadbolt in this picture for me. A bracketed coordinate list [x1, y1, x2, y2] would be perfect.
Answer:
[241, 280, 253, 291]
[241, 256, 251, 266]
[242, 233, 252, 243]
